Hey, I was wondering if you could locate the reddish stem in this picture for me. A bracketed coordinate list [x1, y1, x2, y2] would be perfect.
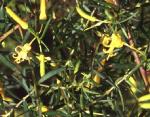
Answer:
[127, 27, 150, 92]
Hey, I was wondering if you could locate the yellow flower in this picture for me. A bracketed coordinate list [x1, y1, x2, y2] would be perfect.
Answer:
[101, 35, 111, 47]
[5, 7, 28, 29]
[111, 33, 124, 48]
[101, 33, 143, 60]
[39, 0, 47, 20]
[12, 43, 31, 63]
[37, 54, 45, 77]
[36, 54, 51, 77]
[41, 105, 48, 113]
[102, 33, 124, 60]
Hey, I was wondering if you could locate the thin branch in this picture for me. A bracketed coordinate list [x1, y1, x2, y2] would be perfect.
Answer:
[0, 25, 20, 42]
[104, 61, 145, 96]
[127, 27, 150, 92]
[1, 89, 34, 117]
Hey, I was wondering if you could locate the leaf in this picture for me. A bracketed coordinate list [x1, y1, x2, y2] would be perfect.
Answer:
[38, 67, 65, 84]
[45, 111, 69, 117]
[74, 60, 81, 74]
[83, 87, 100, 95]
[0, 54, 16, 70]
[84, 20, 110, 31]
[138, 94, 150, 102]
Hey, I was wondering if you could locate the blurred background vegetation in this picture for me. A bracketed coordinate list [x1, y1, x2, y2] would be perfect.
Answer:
[0, 0, 150, 116]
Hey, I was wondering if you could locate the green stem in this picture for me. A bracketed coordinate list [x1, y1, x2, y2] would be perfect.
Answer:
[28, 28, 43, 53]
[124, 43, 144, 56]
[31, 66, 42, 117]
[40, 18, 51, 40]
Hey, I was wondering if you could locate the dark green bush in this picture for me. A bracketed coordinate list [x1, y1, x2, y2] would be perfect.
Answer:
[0, 0, 150, 116]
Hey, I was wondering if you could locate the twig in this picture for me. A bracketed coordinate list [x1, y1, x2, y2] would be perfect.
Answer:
[104, 61, 145, 96]
[127, 27, 150, 92]
[1, 89, 34, 117]
[90, 61, 145, 106]
[0, 25, 20, 42]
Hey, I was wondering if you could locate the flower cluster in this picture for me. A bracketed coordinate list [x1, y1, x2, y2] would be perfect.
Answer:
[12, 43, 31, 63]
[102, 33, 124, 60]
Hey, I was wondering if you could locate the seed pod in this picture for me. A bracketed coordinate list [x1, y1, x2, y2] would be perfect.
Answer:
[5, 7, 28, 29]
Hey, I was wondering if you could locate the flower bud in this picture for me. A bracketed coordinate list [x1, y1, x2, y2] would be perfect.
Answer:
[39, 0, 47, 20]
[5, 7, 28, 29]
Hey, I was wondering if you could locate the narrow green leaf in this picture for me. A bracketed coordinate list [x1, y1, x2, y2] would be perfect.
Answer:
[74, 60, 81, 74]
[45, 111, 69, 117]
[38, 67, 65, 84]
[84, 20, 110, 31]
[0, 54, 16, 70]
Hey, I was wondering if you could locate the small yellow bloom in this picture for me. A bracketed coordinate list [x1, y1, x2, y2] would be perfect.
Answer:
[111, 33, 124, 48]
[12, 43, 31, 63]
[5, 7, 28, 29]
[93, 75, 101, 84]
[101, 35, 111, 47]
[35, 105, 48, 113]
[102, 33, 124, 60]
[101, 33, 143, 60]
[37, 54, 45, 77]
[37, 54, 51, 77]
[39, 0, 47, 20]
[41, 105, 48, 113]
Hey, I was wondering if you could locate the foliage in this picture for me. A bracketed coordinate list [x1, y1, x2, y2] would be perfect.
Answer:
[0, 0, 150, 116]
